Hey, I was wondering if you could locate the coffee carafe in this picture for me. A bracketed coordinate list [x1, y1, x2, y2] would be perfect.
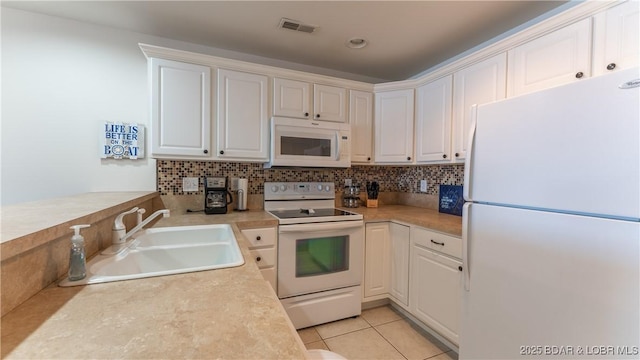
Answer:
[204, 177, 233, 214]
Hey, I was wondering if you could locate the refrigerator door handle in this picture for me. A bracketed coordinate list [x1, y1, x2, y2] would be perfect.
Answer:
[462, 202, 471, 291]
[463, 104, 478, 202]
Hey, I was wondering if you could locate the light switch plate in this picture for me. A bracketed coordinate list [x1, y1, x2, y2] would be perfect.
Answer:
[183, 177, 199, 192]
[344, 178, 352, 186]
[420, 179, 427, 192]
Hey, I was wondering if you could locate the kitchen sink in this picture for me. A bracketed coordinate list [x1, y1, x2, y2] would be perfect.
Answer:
[59, 224, 244, 287]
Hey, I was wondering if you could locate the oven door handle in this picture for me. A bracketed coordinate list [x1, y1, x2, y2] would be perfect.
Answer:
[278, 221, 363, 233]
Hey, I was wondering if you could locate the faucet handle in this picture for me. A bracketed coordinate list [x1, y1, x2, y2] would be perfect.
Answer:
[136, 208, 147, 225]
[113, 207, 139, 231]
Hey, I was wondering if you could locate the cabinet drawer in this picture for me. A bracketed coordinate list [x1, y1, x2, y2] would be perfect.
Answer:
[411, 227, 462, 259]
[242, 227, 276, 248]
[249, 248, 276, 268]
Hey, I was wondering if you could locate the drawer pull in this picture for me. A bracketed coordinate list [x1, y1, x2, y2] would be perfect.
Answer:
[430, 239, 445, 246]
[458, 266, 463, 272]
[256, 236, 261, 241]
[256, 256, 262, 262]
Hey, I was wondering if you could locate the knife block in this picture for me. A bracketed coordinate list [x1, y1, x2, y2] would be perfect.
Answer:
[366, 199, 378, 208]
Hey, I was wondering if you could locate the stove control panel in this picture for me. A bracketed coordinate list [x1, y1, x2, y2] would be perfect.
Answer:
[265, 182, 335, 200]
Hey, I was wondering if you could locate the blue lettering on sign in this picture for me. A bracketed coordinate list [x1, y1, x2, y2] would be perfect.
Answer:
[103, 122, 144, 159]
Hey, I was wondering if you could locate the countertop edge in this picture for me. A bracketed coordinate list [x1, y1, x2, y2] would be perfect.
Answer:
[1, 192, 159, 261]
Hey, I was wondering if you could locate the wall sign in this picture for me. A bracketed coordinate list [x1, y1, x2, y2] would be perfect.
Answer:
[101, 122, 145, 159]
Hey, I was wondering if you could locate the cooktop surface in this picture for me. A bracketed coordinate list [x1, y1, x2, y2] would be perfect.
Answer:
[269, 208, 358, 219]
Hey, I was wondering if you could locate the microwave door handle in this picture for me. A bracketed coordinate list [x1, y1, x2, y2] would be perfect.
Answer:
[278, 221, 362, 233]
[335, 132, 341, 160]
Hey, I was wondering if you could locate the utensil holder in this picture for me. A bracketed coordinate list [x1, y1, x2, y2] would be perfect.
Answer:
[366, 199, 378, 208]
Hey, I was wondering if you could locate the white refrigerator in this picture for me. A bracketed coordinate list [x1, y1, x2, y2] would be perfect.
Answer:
[461, 67, 640, 359]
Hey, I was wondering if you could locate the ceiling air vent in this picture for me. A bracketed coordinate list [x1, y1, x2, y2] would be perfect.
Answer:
[279, 18, 317, 34]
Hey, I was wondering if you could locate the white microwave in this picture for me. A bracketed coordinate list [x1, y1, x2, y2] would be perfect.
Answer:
[265, 117, 351, 168]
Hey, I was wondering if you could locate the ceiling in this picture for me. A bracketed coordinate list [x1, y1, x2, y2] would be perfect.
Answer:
[2, 1, 570, 83]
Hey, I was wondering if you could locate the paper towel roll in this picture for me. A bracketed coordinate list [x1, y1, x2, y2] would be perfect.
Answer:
[237, 178, 248, 210]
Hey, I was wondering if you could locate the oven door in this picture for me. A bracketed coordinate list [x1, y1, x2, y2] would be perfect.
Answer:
[277, 220, 363, 298]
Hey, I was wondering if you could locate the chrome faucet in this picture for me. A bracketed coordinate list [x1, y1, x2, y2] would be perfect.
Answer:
[104, 208, 170, 255]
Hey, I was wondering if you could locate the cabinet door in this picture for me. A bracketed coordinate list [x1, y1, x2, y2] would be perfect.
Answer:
[507, 18, 592, 97]
[374, 89, 415, 163]
[415, 75, 453, 163]
[349, 90, 373, 163]
[273, 78, 310, 119]
[389, 223, 410, 308]
[217, 69, 269, 160]
[314, 84, 347, 122]
[410, 244, 462, 346]
[150, 58, 211, 158]
[593, 0, 640, 76]
[364, 223, 390, 300]
[453, 53, 506, 161]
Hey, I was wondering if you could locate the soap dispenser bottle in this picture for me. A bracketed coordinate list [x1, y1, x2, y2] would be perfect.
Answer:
[68, 224, 90, 281]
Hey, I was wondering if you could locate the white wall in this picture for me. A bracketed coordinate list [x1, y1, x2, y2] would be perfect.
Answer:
[1, 7, 375, 206]
[1, 8, 156, 205]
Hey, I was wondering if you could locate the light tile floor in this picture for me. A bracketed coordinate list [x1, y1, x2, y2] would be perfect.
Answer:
[297, 305, 458, 360]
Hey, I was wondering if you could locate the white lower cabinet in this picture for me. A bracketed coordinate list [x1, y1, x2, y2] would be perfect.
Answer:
[363, 221, 463, 346]
[241, 227, 277, 292]
[389, 223, 410, 308]
[363, 223, 390, 301]
[410, 227, 462, 346]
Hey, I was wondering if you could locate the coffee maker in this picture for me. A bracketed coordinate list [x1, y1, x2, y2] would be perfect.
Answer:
[204, 177, 233, 214]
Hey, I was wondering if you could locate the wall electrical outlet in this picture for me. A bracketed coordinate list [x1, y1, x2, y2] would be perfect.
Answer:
[420, 179, 428, 192]
[183, 177, 199, 192]
[344, 178, 352, 186]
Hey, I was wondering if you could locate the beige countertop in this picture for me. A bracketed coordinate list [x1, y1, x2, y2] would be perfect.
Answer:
[1, 210, 306, 360]
[1, 191, 159, 260]
[348, 205, 463, 237]
[1, 201, 461, 359]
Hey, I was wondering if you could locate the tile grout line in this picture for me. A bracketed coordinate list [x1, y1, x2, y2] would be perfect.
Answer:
[370, 319, 409, 360]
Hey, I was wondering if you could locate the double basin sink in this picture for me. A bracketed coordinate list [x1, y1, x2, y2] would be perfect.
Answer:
[59, 224, 244, 287]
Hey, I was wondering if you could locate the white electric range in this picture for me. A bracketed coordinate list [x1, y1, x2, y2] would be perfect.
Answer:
[264, 182, 364, 329]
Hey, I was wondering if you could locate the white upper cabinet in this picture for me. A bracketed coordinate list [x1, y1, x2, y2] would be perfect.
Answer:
[507, 18, 592, 97]
[314, 84, 347, 122]
[349, 90, 374, 163]
[273, 78, 311, 119]
[452, 53, 507, 161]
[415, 75, 453, 163]
[593, 0, 640, 76]
[216, 69, 269, 161]
[150, 58, 211, 158]
[273, 78, 347, 122]
[374, 89, 415, 163]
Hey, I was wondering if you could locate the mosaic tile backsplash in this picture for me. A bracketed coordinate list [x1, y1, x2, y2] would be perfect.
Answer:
[157, 161, 464, 196]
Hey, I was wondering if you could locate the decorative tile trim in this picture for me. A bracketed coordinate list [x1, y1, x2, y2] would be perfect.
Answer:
[157, 161, 464, 196]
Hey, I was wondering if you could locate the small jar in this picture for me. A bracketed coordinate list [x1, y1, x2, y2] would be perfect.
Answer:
[342, 185, 361, 208]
